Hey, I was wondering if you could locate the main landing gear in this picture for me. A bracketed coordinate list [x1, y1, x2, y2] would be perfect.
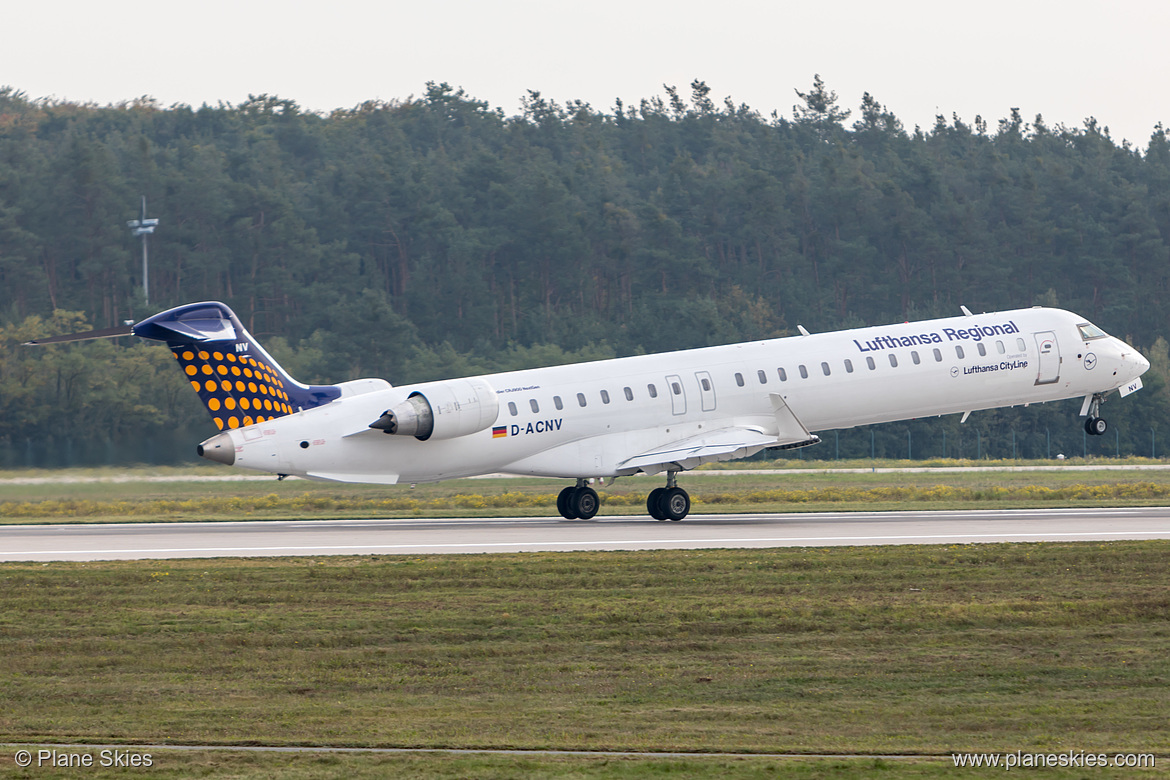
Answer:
[648, 471, 690, 521]
[1084, 392, 1108, 437]
[556, 472, 693, 521]
[557, 479, 600, 520]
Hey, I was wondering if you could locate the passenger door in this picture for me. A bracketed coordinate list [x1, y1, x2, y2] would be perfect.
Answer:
[695, 370, 716, 412]
[1034, 331, 1060, 385]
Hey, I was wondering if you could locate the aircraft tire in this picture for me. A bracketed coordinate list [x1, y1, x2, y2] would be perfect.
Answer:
[660, 487, 690, 521]
[1091, 417, 1108, 436]
[647, 488, 667, 520]
[571, 486, 600, 520]
[556, 486, 577, 519]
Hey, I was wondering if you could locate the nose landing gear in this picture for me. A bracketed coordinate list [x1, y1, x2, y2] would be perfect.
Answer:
[1083, 392, 1108, 436]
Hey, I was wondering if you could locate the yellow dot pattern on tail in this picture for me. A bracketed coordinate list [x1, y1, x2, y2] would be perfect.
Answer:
[173, 348, 295, 431]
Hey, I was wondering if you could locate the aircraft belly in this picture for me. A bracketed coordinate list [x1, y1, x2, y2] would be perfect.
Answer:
[502, 429, 659, 478]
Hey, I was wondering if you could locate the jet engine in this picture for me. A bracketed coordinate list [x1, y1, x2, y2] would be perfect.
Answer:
[369, 377, 499, 441]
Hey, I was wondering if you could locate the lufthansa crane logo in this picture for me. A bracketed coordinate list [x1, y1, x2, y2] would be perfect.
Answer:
[1084, 353, 1097, 370]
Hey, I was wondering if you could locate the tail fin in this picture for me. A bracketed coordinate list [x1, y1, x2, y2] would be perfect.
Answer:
[133, 302, 340, 431]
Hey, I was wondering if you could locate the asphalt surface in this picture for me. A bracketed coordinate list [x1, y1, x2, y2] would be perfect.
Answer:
[2, 506, 1168, 561]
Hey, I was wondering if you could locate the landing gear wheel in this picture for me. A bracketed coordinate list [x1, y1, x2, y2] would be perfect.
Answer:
[659, 487, 690, 521]
[570, 486, 600, 520]
[1085, 416, 1108, 436]
[647, 487, 667, 520]
[556, 486, 577, 519]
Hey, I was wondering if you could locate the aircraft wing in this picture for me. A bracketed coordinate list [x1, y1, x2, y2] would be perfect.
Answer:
[618, 426, 783, 473]
[618, 394, 820, 474]
[618, 393, 820, 473]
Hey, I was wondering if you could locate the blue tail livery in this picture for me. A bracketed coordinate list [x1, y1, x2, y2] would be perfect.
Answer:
[132, 302, 341, 431]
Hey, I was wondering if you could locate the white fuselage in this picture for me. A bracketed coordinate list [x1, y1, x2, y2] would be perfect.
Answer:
[213, 307, 1149, 484]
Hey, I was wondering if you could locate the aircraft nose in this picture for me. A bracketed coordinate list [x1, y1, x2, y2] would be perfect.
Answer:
[1127, 348, 1151, 378]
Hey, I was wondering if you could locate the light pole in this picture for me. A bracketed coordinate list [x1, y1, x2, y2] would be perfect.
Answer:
[126, 196, 159, 306]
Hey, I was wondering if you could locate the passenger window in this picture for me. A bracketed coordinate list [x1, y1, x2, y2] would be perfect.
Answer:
[889, 354, 898, 368]
[672, 382, 682, 395]
[601, 390, 610, 404]
[956, 346, 965, 359]
[530, 399, 540, 413]
[866, 356, 876, 370]
[844, 359, 853, 373]
[977, 343, 987, 357]
[508, 402, 518, 416]
[933, 348, 942, 362]
[1017, 337, 1026, 351]
[757, 369, 767, 384]
[648, 384, 658, 398]
[735, 373, 745, 387]
[577, 393, 587, 408]
[798, 364, 809, 379]
[701, 378, 711, 391]
[821, 362, 831, 376]
[911, 351, 920, 365]
[996, 340, 1006, 354]
[778, 367, 787, 381]
[554, 395, 563, 410]
[624, 386, 633, 401]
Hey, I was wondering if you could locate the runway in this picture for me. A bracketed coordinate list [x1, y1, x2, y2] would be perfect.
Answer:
[2, 506, 1169, 561]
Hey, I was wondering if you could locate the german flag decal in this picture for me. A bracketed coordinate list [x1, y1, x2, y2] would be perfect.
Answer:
[492, 426, 507, 438]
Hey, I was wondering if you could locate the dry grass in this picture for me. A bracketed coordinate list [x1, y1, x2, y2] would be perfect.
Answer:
[4, 463, 1170, 522]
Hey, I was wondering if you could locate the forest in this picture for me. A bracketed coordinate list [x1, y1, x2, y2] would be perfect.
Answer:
[1, 76, 1169, 466]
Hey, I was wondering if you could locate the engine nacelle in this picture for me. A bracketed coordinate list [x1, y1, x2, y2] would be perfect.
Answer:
[369, 377, 499, 441]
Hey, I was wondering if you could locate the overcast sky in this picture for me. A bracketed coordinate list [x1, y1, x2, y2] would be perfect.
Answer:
[6, 0, 1168, 146]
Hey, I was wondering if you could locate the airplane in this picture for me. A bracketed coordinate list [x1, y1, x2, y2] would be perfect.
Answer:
[28, 301, 1150, 521]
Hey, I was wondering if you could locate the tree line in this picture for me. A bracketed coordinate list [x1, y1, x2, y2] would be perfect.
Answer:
[1, 77, 1169, 465]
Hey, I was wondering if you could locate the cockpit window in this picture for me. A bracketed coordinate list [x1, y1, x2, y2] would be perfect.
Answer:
[1077, 322, 1108, 341]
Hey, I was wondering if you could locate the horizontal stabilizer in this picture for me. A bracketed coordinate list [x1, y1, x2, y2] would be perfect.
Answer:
[24, 324, 134, 346]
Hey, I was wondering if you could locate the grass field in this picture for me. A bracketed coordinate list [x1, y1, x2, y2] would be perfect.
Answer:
[2, 462, 1167, 776]
[3, 459, 1170, 522]
[2, 542, 1168, 777]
